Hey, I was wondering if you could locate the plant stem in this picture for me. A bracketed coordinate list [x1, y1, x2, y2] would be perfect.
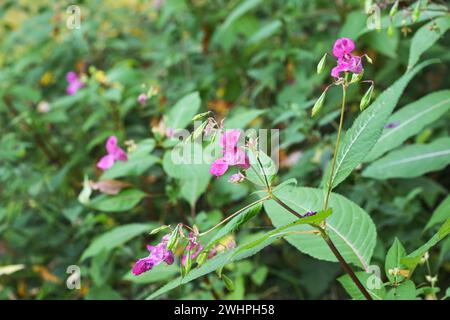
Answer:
[323, 83, 347, 210]
[319, 228, 373, 300]
[271, 195, 372, 300]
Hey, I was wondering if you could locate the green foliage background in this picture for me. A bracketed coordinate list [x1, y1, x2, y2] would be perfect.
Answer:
[0, 0, 449, 300]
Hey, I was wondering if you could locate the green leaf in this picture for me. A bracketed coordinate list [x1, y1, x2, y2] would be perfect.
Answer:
[425, 195, 450, 231]
[166, 92, 201, 130]
[251, 266, 268, 286]
[162, 142, 211, 207]
[325, 60, 435, 189]
[247, 20, 282, 44]
[264, 186, 377, 270]
[385, 237, 406, 283]
[101, 139, 158, 179]
[205, 202, 263, 251]
[224, 109, 266, 129]
[81, 223, 153, 261]
[89, 189, 146, 212]
[366, 90, 450, 162]
[220, 0, 262, 31]
[401, 218, 450, 273]
[338, 271, 385, 300]
[363, 137, 450, 179]
[408, 16, 450, 69]
[386, 280, 416, 300]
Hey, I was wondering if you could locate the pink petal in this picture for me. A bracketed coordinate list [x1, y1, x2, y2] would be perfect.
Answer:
[66, 71, 78, 83]
[105, 136, 118, 154]
[331, 66, 343, 78]
[224, 148, 248, 168]
[332, 37, 355, 58]
[210, 158, 229, 177]
[97, 154, 116, 170]
[220, 129, 241, 151]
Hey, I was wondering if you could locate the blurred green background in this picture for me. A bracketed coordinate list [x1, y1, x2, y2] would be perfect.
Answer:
[0, 0, 449, 299]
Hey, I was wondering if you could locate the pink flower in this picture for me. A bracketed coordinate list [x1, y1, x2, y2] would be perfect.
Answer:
[332, 38, 355, 58]
[210, 129, 250, 177]
[181, 233, 204, 266]
[66, 71, 83, 95]
[97, 136, 128, 170]
[210, 158, 229, 177]
[132, 235, 174, 276]
[331, 38, 363, 78]
[137, 93, 147, 106]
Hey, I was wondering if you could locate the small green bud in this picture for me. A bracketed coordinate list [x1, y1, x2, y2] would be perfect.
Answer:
[316, 53, 327, 74]
[184, 250, 192, 274]
[365, 55, 373, 64]
[192, 121, 207, 140]
[387, 23, 395, 37]
[350, 69, 364, 84]
[192, 111, 211, 121]
[149, 225, 170, 235]
[166, 228, 179, 250]
[360, 85, 374, 111]
[311, 90, 327, 117]
[196, 252, 208, 266]
[222, 274, 235, 292]
[412, 1, 421, 23]
[389, 0, 399, 17]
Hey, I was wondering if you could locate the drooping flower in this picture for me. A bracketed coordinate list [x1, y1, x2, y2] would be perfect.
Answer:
[66, 71, 84, 95]
[331, 38, 363, 79]
[209, 129, 250, 177]
[181, 233, 204, 266]
[137, 93, 147, 106]
[132, 235, 175, 276]
[97, 136, 128, 170]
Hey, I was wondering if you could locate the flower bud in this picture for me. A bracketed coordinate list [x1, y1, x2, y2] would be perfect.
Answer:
[412, 1, 421, 23]
[360, 84, 374, 111]
[350, 69, 364, 84]
[222, 274, 235, 291]
[317, 53, 327, 74]
[149, 225, 170, 235]
[389, 0, 399, 17]
[311, 90, 327, 117]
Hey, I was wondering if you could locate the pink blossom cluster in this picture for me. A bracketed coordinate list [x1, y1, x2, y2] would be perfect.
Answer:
[331, 38, 363, 78]
[210, 129, 250, 178]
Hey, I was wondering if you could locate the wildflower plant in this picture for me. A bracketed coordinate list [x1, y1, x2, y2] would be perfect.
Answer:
[5, 0, 449, 301]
